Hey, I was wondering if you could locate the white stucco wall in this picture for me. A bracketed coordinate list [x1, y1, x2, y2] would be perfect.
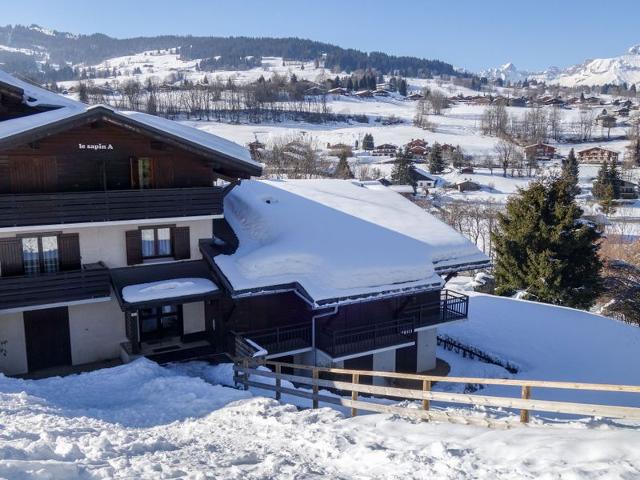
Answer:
[372, 348, 396, 385]
[182, 301, 205, 334]
[68, 299, 126, 366]
[0, 218, 213, 269]
[416, 327, 438, 372]
[0, 312, 28, 375]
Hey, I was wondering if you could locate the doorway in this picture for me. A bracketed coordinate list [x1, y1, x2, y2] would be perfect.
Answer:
[24, 307, 72, 372]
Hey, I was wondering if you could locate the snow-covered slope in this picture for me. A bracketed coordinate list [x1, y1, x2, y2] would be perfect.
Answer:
[480, 62, 531, 83]
[0, 358, 638, 478]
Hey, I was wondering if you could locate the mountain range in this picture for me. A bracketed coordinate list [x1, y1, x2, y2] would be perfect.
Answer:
[481, 45, 640, 87]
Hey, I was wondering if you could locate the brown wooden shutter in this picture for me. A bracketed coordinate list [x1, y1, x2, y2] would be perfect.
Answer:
[58, 233, 81, 271]
[0, 238, 24, 276]
[125, 230, 143, 265]
[171, 226, 190, 260]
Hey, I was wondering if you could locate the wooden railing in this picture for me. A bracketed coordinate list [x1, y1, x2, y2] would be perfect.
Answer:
[318, 290, 469, 357]
[0, 187, 223, 227]
[0, 262, 111, 310]
[235, 322, 312, 357]
[234, 358, 640, 428]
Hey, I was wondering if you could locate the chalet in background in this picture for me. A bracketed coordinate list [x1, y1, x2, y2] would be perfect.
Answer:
[577, 146, 620, 164]
[0, 70, 489, 378]
[524, 143, 557, 161]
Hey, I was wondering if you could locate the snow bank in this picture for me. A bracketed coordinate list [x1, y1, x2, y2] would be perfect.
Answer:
[0, 358, 638, 478]
[216, 179, 488, 305]
[439, 293, 640, 407]
[122, 277, 218, 303]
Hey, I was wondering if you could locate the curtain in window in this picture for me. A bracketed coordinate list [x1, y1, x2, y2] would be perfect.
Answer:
[141, 229, 155, 258]
[21, 237, 39, 275]
[157, 228, 172, 256]
[41, 236, 59, 273]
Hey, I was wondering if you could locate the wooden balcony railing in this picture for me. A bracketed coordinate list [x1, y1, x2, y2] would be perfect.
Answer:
[0, 262, 111, 310]
[232, 322, 313, 357]
[318, 290, 469, 358]
[0, 187, 223, 228]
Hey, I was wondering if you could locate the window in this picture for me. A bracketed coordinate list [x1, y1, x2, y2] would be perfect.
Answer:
[21, 235, 59, 275]
[140, 227, 172, 259]
[131, 157, 153, 189]
[139, 305, 182, 341]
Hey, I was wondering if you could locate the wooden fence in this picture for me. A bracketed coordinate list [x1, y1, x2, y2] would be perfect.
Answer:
[234, 358, 640, 429]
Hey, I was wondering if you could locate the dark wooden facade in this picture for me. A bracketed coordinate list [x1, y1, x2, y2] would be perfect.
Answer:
[0, 122, 217, 194]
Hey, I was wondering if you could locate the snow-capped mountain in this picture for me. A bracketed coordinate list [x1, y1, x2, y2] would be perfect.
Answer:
[483, 45, 640, 87]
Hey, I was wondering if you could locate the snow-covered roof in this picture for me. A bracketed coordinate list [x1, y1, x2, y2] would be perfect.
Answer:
[0, 69, 260, 174]
[0, 69, 84, 109]
[214, 179, 489, 307]
[122, 278, 219, 304]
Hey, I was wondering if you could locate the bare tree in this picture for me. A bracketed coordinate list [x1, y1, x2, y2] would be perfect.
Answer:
[494, 138, 520, 177]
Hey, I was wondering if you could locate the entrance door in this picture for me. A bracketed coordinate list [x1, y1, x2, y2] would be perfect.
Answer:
[139, 305, 183, 342]
[24, 307, 72, 372]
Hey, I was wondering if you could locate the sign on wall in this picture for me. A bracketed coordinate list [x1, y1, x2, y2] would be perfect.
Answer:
[78, 143, 114, 151]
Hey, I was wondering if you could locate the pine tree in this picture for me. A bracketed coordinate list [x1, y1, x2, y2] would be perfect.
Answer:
[398, 78, 407, 97]
[391, 152, 416, 191]
[561, 148, 580, 195]
[492, 178, 602, 309]
[362, 133, 374, 151]
[334, 152, 354, 179]
[428, 142, 445, 174]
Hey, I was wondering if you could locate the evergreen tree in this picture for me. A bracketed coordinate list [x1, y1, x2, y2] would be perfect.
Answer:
[398, 78, 408, 97]
[362, 133, 375, 151]
[492, 178, 602, 309]
[391, 152, 416, 191]
[334, 152, 354, 179]
[560, 148, 580, 195]
[77, 81, 88, 103]
[428, 142, 445, 174]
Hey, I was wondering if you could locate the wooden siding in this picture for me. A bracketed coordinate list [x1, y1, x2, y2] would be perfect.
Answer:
[0, 262, 111, 311]
[0, 121, 217, 194]
[0, 186, 223, 228]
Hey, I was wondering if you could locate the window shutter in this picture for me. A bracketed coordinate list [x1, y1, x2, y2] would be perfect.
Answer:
[125, 230, 143, 265]
[0, 238, 24, 276]
[58, 233, 81, 271]
[171, 226, 190, 260]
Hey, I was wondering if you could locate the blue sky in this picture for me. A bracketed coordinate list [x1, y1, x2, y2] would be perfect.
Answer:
[3, 0, 639, 72]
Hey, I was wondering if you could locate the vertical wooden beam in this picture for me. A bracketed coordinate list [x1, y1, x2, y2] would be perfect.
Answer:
[242, 358, 249, 391]
[275, 364, 281, 401]
[520, 385, 531, 424]
[422, 379, 431, 411]
[351, 373, 359, 417]
[312, 368, 319, 409]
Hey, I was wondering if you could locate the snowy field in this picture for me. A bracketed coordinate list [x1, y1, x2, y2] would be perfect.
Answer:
[1, 293, 639, 478]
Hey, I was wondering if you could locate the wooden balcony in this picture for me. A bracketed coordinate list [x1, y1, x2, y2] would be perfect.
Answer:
[318, 290, 469, 358]
[0, 262, 111, 311]
[232, 322, 313, 357]
[0, 187, 223, 228]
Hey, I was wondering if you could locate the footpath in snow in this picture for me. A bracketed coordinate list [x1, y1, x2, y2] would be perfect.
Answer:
[0, 356, 639, 479]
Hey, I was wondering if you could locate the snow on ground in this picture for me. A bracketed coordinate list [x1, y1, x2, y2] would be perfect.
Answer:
[0, 358, 639, 479]
[439, 292, 640, 409]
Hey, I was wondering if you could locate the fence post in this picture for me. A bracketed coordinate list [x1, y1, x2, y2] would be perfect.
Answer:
[422, 379, 431, 411]
[312, 368, 319, 409]
[242, 358, 249, 390]
[275, 364, 281, 401]
[520, 385, 531, 424]
[351, 373, 359, 417]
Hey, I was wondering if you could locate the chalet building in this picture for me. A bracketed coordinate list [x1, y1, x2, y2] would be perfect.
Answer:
[618, 180, 639, 200]
[453, 180, 482, 192]
[327, 87, 348, 95]
[407, 145, 429, 160]
[406, 138, 428, 149]
[577, 146, 619, 164]
[410, 167, 439, 189]
[373, 89, 390, 97]
[372, 144, 398, 157]
[406, 93, 424, 101]
[523, 143, 556, 161]
[0, 70, 490, 378]
[354, 90, 374, 98]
